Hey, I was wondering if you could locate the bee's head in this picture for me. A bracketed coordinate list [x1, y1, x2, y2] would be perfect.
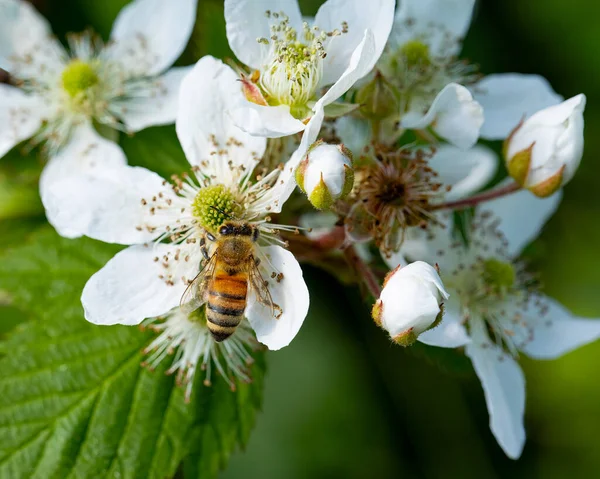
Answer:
[218, 222, 258, 240]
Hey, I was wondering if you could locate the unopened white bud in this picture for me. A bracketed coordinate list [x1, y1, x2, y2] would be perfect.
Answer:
[505, 94, 586, 197]
[372, 261, 449, 347]
[295, 142, 354, 210]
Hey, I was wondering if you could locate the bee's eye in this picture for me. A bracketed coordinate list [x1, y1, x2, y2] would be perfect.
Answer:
[219, 225, 230, 236]
[252, 227, 259, 242]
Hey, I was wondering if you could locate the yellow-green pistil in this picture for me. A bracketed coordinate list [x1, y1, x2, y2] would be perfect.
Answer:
[400, 40, 432, 69]
[191, 185, 242, 232]
[61, 60, 99, 98]
[482, 258, 516, 295]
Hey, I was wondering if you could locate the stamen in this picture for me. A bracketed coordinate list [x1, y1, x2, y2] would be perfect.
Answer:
[251, 12, 346, 118]
[346, 145, 441, 255]
[142, 308, 258, 402]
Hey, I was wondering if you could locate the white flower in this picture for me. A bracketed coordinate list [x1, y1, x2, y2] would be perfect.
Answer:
[0, 0, 197, 234]
[143, 308, 258, 401]
[224, 0, 395, 138]
[43, 55, 309, 351]
[373, 261, 448, 346]
[295, 142, 354, 209]
[338, 0, 565, 149]
[398, 189, 600, 458]
[505, 95, 585, 197]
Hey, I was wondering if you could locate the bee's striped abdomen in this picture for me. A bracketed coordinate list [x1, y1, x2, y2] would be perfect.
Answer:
[206, 272, 248, 342]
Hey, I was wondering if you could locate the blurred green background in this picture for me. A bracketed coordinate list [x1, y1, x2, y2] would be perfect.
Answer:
[5, 0, 600, 477]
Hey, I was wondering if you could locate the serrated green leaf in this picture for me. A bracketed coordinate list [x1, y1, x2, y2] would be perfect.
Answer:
[183, 354, 266, 479]
[0, 227, 267, 478]
[0, 228, 122, 319]
[119, 126, 190, 180]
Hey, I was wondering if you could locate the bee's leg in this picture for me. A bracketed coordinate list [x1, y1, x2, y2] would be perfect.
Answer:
[249, 273, 282, 319]
[254, 257, 261, 267]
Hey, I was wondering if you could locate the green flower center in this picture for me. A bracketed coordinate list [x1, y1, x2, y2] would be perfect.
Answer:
[191, 185, 242, 232]
[61, 60, 99, 98]
[400, 40, 432, 69]
[481, 259, 516, 294]
[256, 12, 344, 119]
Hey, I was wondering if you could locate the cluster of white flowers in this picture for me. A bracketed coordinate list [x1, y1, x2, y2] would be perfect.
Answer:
[2, 0, 598, 458]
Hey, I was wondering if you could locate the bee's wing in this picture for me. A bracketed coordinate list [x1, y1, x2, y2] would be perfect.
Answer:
[179, 252, 217, 314]
[248, 256, 282, 319]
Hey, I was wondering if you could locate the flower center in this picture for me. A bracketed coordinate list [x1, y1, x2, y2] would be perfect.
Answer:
[376, 39, 479, 116]
[481, 259, 516, 295]
[61, 60, 99, 98]
[400, 40, 432, 69]
[255, 12, 345, 119]
[191, 185, 242, 232]
[442, 217, 542, 358]
[347, 148, 442, 254]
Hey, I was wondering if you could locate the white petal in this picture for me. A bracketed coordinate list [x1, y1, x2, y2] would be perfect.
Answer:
[473, 74, 563, 140]
[398, 213, 463, 272]
[0, 0, 53, 70]
[119, 66, 192, 133]
[224, 0, 302, 69]
[520, 296, 600, 360]
[316, 29, 376, 109]
[392, 0, 475, 57]
[428, 144, 498, 201]
[42, 164, 180, 245]
[314, 0, 395, 86]
[479, 187, 562, 258]
[418, 298, 471, 348]
[40, 124, 127, 239]
[402, 83, 483, 149]
[246, 245, 309, 350]
[176, 56, 266, 183]
[466, 319, 526, 459]
[109, 0, 197, 76]
[0, 85, 46, 157]
[82, 243, 199, 326]
[230, 102, 307, 138]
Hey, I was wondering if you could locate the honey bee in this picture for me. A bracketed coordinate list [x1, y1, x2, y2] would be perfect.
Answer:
[181, 221, 281, 342]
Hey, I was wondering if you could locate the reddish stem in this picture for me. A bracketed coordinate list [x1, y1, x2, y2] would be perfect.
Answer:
[432, 182, 521, 211]
[342, 245, 382, 299]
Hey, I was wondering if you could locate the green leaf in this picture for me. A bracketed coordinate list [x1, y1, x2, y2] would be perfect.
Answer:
[0, 148, 44, 221]
[119, 126, 190, 180]
[0, 228, 267, 478]
[0, 228, 122, 319]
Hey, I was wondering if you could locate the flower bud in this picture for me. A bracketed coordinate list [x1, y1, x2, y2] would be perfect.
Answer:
[372, 261, 449, 347]
[295, 142, 354, 210]
[505, 94, 586, 197]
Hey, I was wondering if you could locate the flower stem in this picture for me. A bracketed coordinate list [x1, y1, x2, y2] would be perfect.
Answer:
[432, 181, 522, 211]
[343, 245, 382, 299]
